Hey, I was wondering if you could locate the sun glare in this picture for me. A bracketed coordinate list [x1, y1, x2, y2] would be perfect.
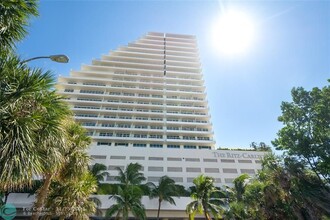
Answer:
[212, 11, 255, 55]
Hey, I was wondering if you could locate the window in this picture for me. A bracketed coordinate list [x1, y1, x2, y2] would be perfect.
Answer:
[83, 82, 105, 86]
[149, 135, 162, 139]
[116, 133, 130, 137]
[221, 159, 235, 163]
[99, 133, 113, 137]
[150, 144, 163, 148]
[238, 160, 252, 163]
[186, 167, 201, 172]
[148, 157, 163, 161]
[168, 136, 180, 139]
[110, 92, 121, 95]
[197, 137, 210, 140]
[117, 124, 130, 128]
[64, 89, 74, 92]
[167, 157, 182, 161]
[91, 155, 106, 159]
[183, 136, 195, 140]
[203, 158, 217, 162]
[205, 168, 220, 173]
[78, 98, 102, 102]
[148, 167, 163, 171]
[133, 144, 147, 148]
[167, 167, 182, 172]
[134, 134, 147, 138]
[102, 124, 115, 127]
[151, 126, 162, 130]
[185, 158, 200, 162]
[110, 155, 126, 159]
[151, 118, 162, 121]
[184, 145, 197, 149]
[241, 169, 255, 174]
[114, 143, 128, 147]
[199, 146, 211, 149]
[167, 145, 180, 149]
[223, 168, 238, 173]
[75, 114, 97, 118]
[80, 90, 104, 94]
[97, 142, 111, 146]
[81, 122, 96, 126]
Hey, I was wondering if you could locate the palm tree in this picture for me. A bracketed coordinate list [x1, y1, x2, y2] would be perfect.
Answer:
[31, 119, 91, 220]
[149, 176, 179, 220]
[233, 173, 250, 202]
[115, 162, 146, 187]
[106, 163, 147, 219]
[106, 185, 146, 220]
[0, 55, 70, 191]
[0, 0, 38, 53]
[43, 171, 98, 220]
[90, 163, 109, 184]
[186, 175, 225, 220]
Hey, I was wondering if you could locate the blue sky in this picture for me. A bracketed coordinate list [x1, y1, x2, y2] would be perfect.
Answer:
[17, 0, 330, 148]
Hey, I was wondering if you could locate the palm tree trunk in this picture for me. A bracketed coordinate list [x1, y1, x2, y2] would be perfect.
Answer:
[31, 173, 53, 220]
[157, 199, 162, 220]
[203, 205, 211, 220]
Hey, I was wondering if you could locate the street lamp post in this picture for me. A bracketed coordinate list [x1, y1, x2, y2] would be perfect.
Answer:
[21, 54, 69, 64]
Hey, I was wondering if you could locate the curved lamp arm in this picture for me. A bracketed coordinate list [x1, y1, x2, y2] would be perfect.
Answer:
[21, 54, 69, 64]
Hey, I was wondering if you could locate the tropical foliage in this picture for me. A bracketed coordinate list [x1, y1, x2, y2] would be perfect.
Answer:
[0, 2, 99, 219]
[90, 163, 109, 184]
[224, 154, 330, 220]
[106, 163, 146, 219]
[273, 83, 330, 184]
[186, 175, 225, 220]
[0, 0, 38, 53]
[149, 175, 180, 220]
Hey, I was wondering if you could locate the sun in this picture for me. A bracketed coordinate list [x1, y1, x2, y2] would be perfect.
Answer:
[212, 10, 255, 55]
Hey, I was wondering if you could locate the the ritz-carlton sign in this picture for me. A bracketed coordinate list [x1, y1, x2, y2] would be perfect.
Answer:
[212, 151, 264, 159]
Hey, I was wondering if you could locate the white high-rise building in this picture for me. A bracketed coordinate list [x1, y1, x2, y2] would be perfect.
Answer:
[58, 32, 215, 151]
[56, 32, 265, 188]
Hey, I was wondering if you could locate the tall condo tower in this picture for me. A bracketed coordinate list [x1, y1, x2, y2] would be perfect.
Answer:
[57, 32, 264, 187]
[57, 32, 215, 151]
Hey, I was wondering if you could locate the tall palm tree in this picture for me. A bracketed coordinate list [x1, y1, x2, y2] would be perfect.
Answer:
[31, 119, 92, 220]
[0, 55, 70, 191]
[106, 185, 146, 220]
[149, 176, 179, 220]
[107, 163, 147, 219]
[115, 162, 146, 187]
[186, 175, 225, 220]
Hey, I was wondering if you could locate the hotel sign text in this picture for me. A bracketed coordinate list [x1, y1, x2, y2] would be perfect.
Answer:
[212, 152, 264, 159]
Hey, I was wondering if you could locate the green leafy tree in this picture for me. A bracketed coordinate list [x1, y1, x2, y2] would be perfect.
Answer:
[186, 175, 225, 220]
[43, 172, 98, 220]
[115, 163, 146, 187]
[106, 163, 147, 219]
[149, 176, 179, 220]
[0, 56, 70, 191]
[225, 154, 330, 220]
[31, 119, 92, 220]
[273, 83, 330, 184]
[106, 186, 146, 220]
[0, 0, 38, 53]
[90, 163, 109, 184]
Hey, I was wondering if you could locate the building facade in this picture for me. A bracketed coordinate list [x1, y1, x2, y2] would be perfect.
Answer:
[56, 32, 265, 188]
